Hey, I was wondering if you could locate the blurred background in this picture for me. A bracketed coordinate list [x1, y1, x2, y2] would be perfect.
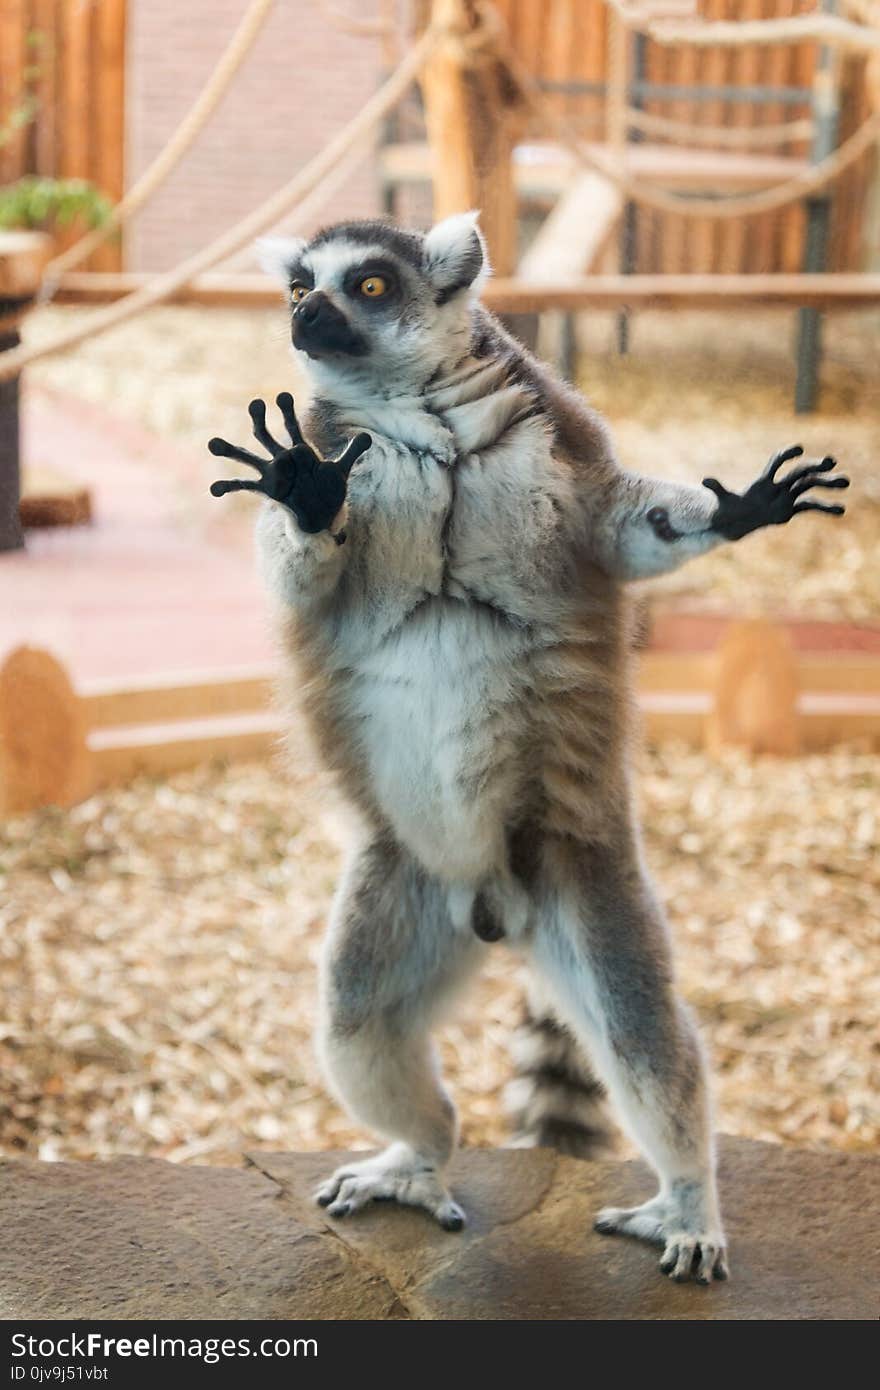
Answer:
[0, 0, 877, 1168]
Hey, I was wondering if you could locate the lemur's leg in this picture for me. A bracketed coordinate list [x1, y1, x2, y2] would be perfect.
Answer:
[315, 835, 482, 1230]
[528, 835, 728, 1284]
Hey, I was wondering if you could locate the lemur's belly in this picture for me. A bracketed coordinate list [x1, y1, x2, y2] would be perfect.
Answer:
[352, 597, 530, 882]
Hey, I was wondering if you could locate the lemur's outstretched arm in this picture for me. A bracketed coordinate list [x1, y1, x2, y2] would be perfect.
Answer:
[595, 445, 848, 582]
[208, 393, 371, 607]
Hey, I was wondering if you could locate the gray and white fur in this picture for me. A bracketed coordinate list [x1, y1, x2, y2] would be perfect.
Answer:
[209, 211, 848, 1285]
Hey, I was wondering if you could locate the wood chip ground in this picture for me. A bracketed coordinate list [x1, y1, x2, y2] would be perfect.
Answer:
[2, 744, 877, 1164]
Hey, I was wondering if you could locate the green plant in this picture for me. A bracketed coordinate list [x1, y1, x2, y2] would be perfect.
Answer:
[0, 29, 47, 152]
[0, 175, 113, 233]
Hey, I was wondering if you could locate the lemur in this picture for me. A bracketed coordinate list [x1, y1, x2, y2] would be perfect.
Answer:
[209, 213, 847, 1285]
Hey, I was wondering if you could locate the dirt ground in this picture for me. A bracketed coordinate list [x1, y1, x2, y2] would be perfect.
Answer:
[5, 301, 878, 1167]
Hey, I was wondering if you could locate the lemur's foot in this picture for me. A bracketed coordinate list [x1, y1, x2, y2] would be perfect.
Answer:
[595, 1185, 729, 1285]
[315, 1144, 466, 1231]
[703, 444, 849, 542]
[208, 392, 371, 535]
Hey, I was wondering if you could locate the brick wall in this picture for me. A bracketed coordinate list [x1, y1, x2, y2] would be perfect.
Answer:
[125, 0, 388, 272]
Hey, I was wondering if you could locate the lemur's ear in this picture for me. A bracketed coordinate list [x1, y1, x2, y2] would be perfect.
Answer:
[423, 211, 488, 304]
[257, 236, 308, 284]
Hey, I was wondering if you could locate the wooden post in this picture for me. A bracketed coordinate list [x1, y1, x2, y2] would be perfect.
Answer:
[93, 0, 127, 272]
[0, 646, 91, 815]
[865, 11, 880, 271]
[420, 0, 522, 275]
[706, 619, 800, 756]
[0, 231, 52, 551]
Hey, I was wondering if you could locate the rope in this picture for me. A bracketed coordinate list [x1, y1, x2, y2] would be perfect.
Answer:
[841, 0, 880, 24]
[42, 0, 278, 292]
[314, 0, 393, 37]
[625, 108, 815, 148]
[497, 33, 880, 220]
[604, 0, 880, 52]
[0, 26, 437, 384]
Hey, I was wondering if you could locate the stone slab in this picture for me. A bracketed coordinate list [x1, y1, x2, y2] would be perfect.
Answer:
[410, 1139, 880, 1320]
[248, 1147, 559, 1290]
[0, 1155, 400, 1320]
[2, 1138, 877, 1320]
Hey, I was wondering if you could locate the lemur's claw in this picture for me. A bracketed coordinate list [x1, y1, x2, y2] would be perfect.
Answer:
[707, 445, 849, 541]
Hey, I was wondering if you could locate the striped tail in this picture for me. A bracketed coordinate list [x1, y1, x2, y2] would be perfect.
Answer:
[505, 995, 615, 1160]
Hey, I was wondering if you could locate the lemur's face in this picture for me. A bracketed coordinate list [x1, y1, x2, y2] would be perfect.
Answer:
[258, 214, 488, 391]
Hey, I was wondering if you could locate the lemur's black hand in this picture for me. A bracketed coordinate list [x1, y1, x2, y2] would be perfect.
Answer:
[208, 394, 371, 536]
[702, 445, 849, 542]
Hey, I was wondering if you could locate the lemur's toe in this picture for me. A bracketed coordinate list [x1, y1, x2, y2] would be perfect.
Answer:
[594, 1208, 623, 1235]
[660, 1234, 728, 1284]
[437, 1200, 466, 1232]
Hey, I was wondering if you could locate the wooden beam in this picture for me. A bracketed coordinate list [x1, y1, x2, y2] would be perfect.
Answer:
[379, 139, 811, 196]
[89, 711, 283, 787]
[55, 271, 278, 306]
[485, 273, 880, 312]
[519, 172, 624, 282]
[53, 269, 880, 312]
[81, 668, 275, 730]
[419, 0, 522, 273]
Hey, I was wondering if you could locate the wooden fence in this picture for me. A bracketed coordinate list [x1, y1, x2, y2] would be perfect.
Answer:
[0, 0, 126, 270]
[3, 622, 880, 814]
[0, 1, 874, 277]
[493, 0, 874, 273]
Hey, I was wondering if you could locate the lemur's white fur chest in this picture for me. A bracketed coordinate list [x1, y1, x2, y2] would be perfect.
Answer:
[327, 365, 557, 885]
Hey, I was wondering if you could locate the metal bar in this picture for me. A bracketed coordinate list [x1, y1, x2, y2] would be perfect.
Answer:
[536, 78, 608, 97]
[0, 323, 23, 552]
[617, 32, 648, 356]
[558, 311, 576, 379]
[633, 81, 813, 106]
[795, 0, 839, 413]
[537, 78, 814, 107]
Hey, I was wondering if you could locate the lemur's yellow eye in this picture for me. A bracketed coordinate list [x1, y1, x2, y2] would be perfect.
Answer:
[359, 276, 387, 298]
[291, 284, 310, 304]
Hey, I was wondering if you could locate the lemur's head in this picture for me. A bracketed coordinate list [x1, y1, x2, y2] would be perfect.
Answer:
[258, 213, 488, 392]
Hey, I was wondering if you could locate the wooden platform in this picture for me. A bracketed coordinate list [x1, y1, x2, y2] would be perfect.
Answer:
[379, 139, 811, 200]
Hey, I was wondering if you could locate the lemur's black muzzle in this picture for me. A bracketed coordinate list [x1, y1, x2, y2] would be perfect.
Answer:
[292, 291, 368, 359]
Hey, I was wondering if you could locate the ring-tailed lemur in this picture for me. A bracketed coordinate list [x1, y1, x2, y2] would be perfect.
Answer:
[209, 213, 847, 1285]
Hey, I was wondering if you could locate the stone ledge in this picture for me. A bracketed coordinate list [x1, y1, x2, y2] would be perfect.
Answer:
[3, 1137, 877, 1320]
